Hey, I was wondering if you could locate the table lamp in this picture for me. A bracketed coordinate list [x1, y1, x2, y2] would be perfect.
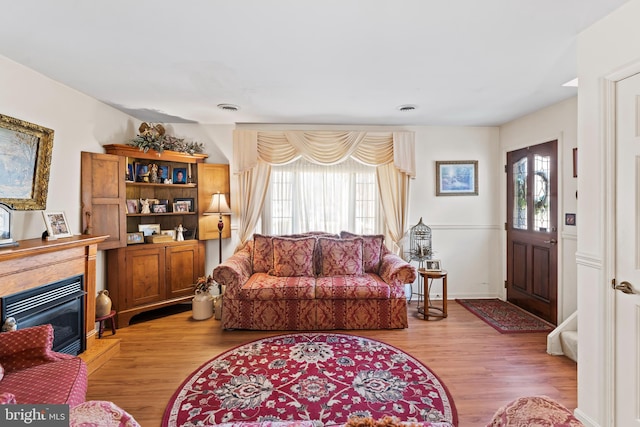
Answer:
[204, 192, 231, 264]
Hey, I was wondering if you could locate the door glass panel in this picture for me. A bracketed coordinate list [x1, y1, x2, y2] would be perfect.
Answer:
[534, 154, 550, 231]
[513, 158, 527, 230]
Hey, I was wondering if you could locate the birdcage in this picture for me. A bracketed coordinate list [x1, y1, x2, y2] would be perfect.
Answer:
[409, 217, 432, 261]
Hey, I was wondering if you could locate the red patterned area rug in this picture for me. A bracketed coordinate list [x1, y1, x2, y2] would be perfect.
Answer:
[162, 333, 457, 427]
[456, 298, 554, 334]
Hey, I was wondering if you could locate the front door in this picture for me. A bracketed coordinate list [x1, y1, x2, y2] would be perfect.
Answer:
[506, 141, 558, 324]
[614, 71, 640, 426]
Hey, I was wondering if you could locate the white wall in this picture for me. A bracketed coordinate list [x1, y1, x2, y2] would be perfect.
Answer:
[0, 54, 138, 295]
[500, 96, 578, 322]
[577, 1, 640, 425]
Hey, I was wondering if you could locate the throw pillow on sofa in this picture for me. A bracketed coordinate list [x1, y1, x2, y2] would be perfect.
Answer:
[270, 236, 317, 277]
[340, 231, 385, 273]
[253, 234, 274, 273]
[318, 236, 364, 276]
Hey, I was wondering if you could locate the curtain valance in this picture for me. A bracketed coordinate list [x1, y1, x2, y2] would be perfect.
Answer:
[233, 130, 415, 178]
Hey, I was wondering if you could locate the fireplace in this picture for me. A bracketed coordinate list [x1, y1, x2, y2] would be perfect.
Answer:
[1, 275, 86, 355]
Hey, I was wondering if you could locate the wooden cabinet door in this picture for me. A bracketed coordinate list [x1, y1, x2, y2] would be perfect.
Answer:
[126, 245, 165, 307]
[165, 242, 201, 298]
[81, 152, 126, 250]
[197, 163, 231, 240]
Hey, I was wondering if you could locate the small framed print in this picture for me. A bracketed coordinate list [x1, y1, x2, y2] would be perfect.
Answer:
[425, 259, 442, 271]
[126, 199, 139, 214]
[436, 160, 478, 196]
[565, 213, 576, 226]
[127, 232, 144, 245]
[161, 229, 176, 240]
[158, 165, 170, 183]
[42, 211, 73, 239]
[152, 204, 167, 213]
[173, 202, 190, 213]
[173, 167, 187, 184]
[174, 197, 194, 212]
[138, 223, 161, 236]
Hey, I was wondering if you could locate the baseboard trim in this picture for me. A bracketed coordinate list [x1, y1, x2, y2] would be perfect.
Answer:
[574, 408, 600, 427]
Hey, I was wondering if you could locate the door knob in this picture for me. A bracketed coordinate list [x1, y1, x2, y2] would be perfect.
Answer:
[543, 238, 557, 245]
[615, 281, 636, 294]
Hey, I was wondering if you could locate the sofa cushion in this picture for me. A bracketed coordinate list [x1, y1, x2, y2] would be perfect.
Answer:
[316, 274, 391, 299]
[0, 357, 87, 407]
[340, 231, 385, 273]
[240, 273, 316, 300]
[270, 236, 317, 277]
[0, 324, 66, 372]
[318, 237, 364, 276]
[253, 234, 274, 274]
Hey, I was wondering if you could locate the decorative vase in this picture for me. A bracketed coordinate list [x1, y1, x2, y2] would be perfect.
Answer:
[96, 290, 112, 318]
[192, 290, 213, 320]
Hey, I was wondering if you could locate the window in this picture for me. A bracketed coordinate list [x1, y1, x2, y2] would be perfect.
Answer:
[262, 159, 381, 235]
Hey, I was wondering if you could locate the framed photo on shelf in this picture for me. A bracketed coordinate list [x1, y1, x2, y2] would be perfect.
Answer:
[161, 229, 176, 240]
[152, 204, 167, 213]
[138, 223, 161, 236]
[172, 167, 187, 184]
[135, 163, 149, 182]
[126, 199, 139, 214]
[173, 197, 194, 212]
[126, 163, 134, 182]
[42, 211, 73, 239]
[425, 259, 442, 271]
[436, 160, 478, 196]
[158, 165, 170, 183]
[127, 232, 144, 245]
[172, 201, 190, 213]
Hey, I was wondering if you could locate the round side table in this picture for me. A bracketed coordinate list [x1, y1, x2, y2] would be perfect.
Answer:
[417, 269, 448, 320]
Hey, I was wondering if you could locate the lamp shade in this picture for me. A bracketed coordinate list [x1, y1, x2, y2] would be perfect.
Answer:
[205, 192, 231, 215]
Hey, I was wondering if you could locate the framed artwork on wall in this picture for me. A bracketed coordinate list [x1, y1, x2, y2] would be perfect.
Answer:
[436, 160, 478, 196]
[0, 114, 54, 210]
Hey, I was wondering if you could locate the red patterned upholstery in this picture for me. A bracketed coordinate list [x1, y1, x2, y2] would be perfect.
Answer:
[340, 231, 385, 273]
[316, 275, 390, 299]
[240, 273, 316, 300]
[214, 233, 416, 330]
[0, 325, 87, 407]
[70, 400, 141, 427]
[318, 237, 364, 276]
[271, 236, 317, 277]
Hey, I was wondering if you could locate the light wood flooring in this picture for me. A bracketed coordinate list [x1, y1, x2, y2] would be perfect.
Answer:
[86, 301, 577, 427]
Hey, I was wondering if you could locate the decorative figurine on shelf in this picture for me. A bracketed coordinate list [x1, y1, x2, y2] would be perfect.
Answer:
[176, 224, 185, 241]
[149, 163, 159, 183]
[140, 198, 151, 214]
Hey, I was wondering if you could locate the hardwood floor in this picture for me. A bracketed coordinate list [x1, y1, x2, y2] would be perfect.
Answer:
[86, 301, 577, 427]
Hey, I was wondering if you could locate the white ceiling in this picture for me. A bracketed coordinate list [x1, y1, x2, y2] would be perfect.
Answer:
[0, 1, 628, 127]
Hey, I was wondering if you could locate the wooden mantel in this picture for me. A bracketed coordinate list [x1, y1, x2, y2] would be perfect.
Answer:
[0, 235, 107, 351]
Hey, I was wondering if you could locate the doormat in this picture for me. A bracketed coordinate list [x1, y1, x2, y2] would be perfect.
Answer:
[456, 298, 554, 334]
[162, 333, 458, 427]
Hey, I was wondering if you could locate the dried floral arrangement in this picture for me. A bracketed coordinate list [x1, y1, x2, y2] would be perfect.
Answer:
[128, 122, 205, 155]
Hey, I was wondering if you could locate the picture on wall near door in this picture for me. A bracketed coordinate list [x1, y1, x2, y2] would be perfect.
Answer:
[435, 160, 478, 196]
[565, 213, 576, 226]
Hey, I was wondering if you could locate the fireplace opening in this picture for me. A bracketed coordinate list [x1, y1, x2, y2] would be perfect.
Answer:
[1, 275, 86, 355]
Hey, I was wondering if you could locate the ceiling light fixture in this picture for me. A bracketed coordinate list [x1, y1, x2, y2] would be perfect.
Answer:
[217, 103, 240, 112]
[397, 104, 417, 112]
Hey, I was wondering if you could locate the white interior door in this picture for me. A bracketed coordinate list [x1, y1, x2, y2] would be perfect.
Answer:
[615, 71, 640, 426]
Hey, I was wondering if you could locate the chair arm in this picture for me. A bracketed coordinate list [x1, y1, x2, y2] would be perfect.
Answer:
[213, 242, 253, 298]
[0, 324, 66, 372]
[379, 253, 417, 287]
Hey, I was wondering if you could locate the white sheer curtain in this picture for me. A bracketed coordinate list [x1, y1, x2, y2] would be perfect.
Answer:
[233, 130, 415, 252]
[263, 158, 380, 235]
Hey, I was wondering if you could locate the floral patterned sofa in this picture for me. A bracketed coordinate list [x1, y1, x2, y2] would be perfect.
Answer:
[213, 232, 417, 330]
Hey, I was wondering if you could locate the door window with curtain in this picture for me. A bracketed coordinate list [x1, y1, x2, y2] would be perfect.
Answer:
[262, 158, 382, 235]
